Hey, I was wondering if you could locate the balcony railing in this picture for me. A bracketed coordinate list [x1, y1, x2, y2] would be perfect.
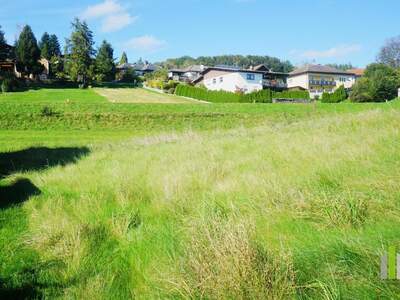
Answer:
[309, 80, 336, 86]
[263, 80, 287, 88]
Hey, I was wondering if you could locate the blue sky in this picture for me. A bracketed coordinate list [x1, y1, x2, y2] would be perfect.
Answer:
[1, 0, 399, 67]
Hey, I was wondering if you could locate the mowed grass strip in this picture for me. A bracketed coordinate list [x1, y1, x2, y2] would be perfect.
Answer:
[1, 108, 400, 298]
[0, 88, 106, 104]
[95, 87, 200, 104]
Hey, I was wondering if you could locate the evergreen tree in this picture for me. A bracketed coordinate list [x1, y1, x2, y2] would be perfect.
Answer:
[15, 25, 43, 77]
[49, 34, 61, 57]
[0, 25, 5, 45]
[0, 25, 7, 61]
[65, 18, 95, 85]
[39, 32, 51, 59]
[95, 40, 116, 82]
[119, 51, 128, 65]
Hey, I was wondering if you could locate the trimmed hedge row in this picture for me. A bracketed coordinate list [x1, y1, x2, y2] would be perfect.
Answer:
[175, 84, 310, 103]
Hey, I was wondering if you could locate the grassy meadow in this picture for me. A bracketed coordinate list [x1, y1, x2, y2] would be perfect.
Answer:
[1, 88, 400, 299]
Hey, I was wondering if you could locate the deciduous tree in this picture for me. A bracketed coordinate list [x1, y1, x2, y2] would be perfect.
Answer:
[377, 35, 400, 68]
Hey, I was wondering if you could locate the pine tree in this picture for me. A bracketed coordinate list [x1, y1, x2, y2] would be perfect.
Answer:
[0, 25, 7, 61]
[119, 51, 128, 65]
[0, 25, 5, 45]
[65, 18, 95, 85]
[95, 40, 116, 82]
[49, 34, 61, 57]
[15, 25, 43, 77]
[39, 32, 51, 59]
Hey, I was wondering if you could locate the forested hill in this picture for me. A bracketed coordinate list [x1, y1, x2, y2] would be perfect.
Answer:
[160, 55, 294, 73]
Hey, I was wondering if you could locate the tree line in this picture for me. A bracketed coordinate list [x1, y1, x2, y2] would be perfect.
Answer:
[161, 55, 294, 73]
[0, 19, 119, 86]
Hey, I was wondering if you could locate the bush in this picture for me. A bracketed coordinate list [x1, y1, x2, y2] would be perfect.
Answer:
[175, 85, 310, 103]
[350, 63, 399, 102]
[1, 77, 18, 93]
[321, 85, 347, 103]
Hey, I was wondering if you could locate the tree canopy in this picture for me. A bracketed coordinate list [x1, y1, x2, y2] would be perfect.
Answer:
[350, 63, 399, 102]
[161, 55, 294, 72]
[377, 35, 400, 68]
[119, 52, 128, 65]
[39, 32, 51, 59]
[15, 25, 43, 77]
[326, 63, 354, 71]
[95, 40, 116, 82]
[65, 18, 95, 84]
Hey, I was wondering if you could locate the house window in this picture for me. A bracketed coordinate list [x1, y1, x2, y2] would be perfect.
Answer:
[247, 74, 255, 80]
[213, 78, 217, 84]
[220, 77, 223, 83]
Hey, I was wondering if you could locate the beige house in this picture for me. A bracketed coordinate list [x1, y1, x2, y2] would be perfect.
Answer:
[288, 64, 356, 98]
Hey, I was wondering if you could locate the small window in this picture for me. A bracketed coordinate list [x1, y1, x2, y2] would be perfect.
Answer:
[212, 78, 217, 84]
[220, 77, 223, 83]
[247, 74, 255, 80]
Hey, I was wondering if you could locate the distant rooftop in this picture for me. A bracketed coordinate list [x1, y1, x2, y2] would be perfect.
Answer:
[346, 68, 365, 76]
[290, 64, 355, 76]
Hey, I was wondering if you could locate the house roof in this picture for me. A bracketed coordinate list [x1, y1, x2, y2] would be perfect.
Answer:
[169, 65, 207, 73]
[346, 68, 365, 76]
[289, 64, 355, 76]
[201, 66, 265, 75]
[117, 63, 159, 71]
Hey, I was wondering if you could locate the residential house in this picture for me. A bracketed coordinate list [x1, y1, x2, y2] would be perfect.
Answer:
[195, 65, 264, 94]
[0, 44, 16, 76]
[346, 68, 365, 79]
[250, 64, 288, 91]
[0, 43, 50, 80]
[116, 61, 159, 77]
[288, 64, 356, 98]
[168, 65, 206, 82]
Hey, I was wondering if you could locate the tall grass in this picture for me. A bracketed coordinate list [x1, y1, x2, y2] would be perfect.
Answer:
[1, 106, 400, 298]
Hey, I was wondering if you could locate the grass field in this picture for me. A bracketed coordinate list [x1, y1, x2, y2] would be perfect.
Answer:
[95, 87, 200, 104]
[1, 88, 400, 299]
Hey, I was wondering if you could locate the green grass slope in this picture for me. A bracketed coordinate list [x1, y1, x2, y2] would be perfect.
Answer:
[1, 97, 400, 298]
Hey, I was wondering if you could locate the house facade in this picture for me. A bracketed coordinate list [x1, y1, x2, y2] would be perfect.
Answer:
[198, 66, 264, 94]
[168, 65, 206, 82]
[250, 64, 288, 90]
[288, 64, 356, 98]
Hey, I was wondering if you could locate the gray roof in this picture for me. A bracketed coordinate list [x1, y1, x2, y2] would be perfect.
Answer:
[290, 64, 355, 76]
[117, 63, 159, 71]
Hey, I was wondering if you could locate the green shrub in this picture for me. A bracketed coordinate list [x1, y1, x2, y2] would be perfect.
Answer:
[321, 85, 347, 103]
[1, 77, 18, 93]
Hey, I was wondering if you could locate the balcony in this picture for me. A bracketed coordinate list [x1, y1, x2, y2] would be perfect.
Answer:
[263, 80, 287, 89]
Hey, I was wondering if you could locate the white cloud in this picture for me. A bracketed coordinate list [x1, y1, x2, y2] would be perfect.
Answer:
[102, 13, 137, 32]
[125, 35, 166, 53]
[81, 0, 123, 19]
[297, 44, 362, 59]
[81, 0, 136, 32]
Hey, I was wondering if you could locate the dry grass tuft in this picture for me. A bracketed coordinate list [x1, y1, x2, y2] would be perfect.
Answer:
[168, 218, 295, 299]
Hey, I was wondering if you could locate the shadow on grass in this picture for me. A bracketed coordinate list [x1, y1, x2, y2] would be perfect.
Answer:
[0, 146, 90, 209]
[0, 279, 41, 300]
[0, 147, 90, 179]
[0, 146, 91, 298]
[0, 179, 41, 210]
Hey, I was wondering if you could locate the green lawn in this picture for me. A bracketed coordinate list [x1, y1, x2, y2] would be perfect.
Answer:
[1, 88, 400, 299]
[95, 87, 201, 104]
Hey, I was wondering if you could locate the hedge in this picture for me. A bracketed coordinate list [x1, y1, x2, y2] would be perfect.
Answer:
[175, 84, 310, 103]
